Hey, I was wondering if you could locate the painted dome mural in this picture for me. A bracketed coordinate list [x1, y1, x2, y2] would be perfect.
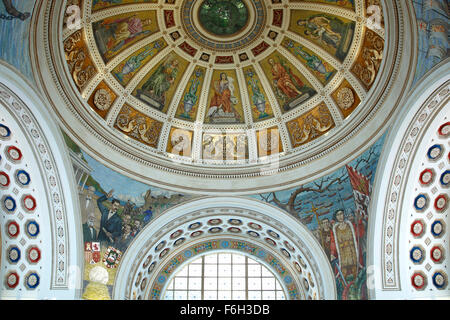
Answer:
[2, 0, 448, 303]
[32, 0, 411, 194]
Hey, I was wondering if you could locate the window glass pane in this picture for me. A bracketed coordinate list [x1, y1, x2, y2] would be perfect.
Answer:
[262, 291, 276, 300]
[219, 253, 232, 264]
[232, 277, 245, 290]
[188, 291, 202, 300]
[189, 277, 202, 290]
[204, 291, 217, 300]
[232, 290, 246, 300]
[218, 277, 231, 290]
[205, 254, 217, 264]
[175, 277, 188, 290]
[275, 280, 283, 290]
[163, 291, 174, 300]
[204, 264, 217, 277]
[174, 291, 188, 300]
[191, 257, 203, 264]
[177, 265, 188, 277]
[162, 252, 286, 301]
[218, 264, 231, 277]
[218, 290, 232, 300]
[248, 291, 261, 300]
[247, 264, 261, 277]
[233, 254, 246, 264]
[248, 278, 261, 290]
[204, 278, 217, 290]
[232, 264, 245, 277]
[189, 264, 202, 277]
[262, 277, 276, 290]
[276, 291, 285, 300]
[261, 267, 273, 277]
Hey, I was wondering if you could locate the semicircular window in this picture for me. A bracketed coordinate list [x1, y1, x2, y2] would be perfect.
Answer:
[163, 252, 286, 300]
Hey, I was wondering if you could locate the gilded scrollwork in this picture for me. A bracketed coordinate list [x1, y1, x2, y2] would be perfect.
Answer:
[115, 105, 162, 148]
[63, 30, 96, 92]
[351, 29, 384, 90]
[287, 103, 334, 148]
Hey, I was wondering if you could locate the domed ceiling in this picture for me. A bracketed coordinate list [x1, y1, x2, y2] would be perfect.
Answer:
[36, 0, 408, 193]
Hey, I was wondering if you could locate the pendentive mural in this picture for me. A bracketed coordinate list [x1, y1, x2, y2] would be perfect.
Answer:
[252, 134, 386, 300]
[0, 0, 34, 81]
[63, 133, 197, 299]
[63, 130, 385, 300]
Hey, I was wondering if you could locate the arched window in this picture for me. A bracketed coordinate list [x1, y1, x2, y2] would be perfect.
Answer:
[163, 252, 286, 300]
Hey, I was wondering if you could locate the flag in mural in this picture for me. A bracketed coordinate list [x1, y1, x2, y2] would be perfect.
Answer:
[346, 164, 370, 220]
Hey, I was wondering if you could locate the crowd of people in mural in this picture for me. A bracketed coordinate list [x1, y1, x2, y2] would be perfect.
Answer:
[82, 189, 154, 262]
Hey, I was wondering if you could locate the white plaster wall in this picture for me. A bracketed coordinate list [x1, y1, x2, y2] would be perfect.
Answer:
[0, 61, 84, 299]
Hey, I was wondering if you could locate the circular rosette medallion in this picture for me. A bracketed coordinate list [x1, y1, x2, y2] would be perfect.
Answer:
[228, 218, 243, 226]
[208, 227, 223, 234]
[25, 220, 40, 238]
[188, 222, 202, 230]
[3, 196, 17, 213]
[15, 170, 31, 187]
[142, 255, 152, 269]
[22, 195, 37, 212]
[155, 241, 166, 252]
[409, 246, 424, 264]
[181, 0, 266, 52]
[0, 171, 10, 188]
[434, 194, 448, 212]
[0, 124, 11, 140]
[7, 246, 21, 264]
[432, 272, 447, 289]
[247, 230, 260, 238]
[207, 218, 223, 226]
[6, 221, 20, 238]
[199, 0, 249, 36]
[430, 246, 444, 263]
[27, 246, 41, 264]
[427, 144, 443, 161]
[248, 222, 262, 230]
[148, 261, 157, 274]
[419, 169, 434, 185]
[440, 170, 450, 187]
[431, 220, 445, 237]
[227, 227, 241, 233]
[413, 194, 428, 211]
[437, 122, 450, 138]
[6, 272, 19, 289]
[294, 261, 302, 274]
[173, 237, 186, 247]
[170, 229, 183, 239]
[5, 146, 22, 162]
[431, 220, 444, 238]
[25, 272, 40, 290]
[410, 220, 425, 238]
[411, 272, 426, 290]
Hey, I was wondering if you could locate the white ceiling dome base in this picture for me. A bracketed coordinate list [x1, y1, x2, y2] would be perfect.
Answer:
[0, 61, 84, 299]
[368, 60, 450, 299]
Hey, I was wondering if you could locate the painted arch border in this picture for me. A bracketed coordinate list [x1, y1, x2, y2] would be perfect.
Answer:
[368, 60, 450, 298]
[0, 61, 84, 298]
[112, 196, 337, 300]
[147, 237, 302, 300]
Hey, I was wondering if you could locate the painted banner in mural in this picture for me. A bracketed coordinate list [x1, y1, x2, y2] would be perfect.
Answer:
[253, 134, 386, 300]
